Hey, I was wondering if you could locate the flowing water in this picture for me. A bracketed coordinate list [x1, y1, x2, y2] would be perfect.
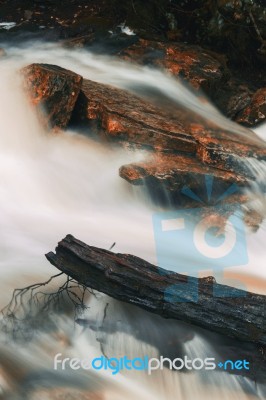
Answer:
[0, 41, 265, 399]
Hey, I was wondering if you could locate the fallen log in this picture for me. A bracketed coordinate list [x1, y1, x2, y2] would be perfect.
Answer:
[46, 235, 266, 347]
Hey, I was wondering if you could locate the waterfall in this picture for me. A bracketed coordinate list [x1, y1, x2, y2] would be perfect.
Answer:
[0, 41, 265, 399]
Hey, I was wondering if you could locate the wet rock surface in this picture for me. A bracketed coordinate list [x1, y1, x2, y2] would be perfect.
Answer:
[120, 39, 228, 96]
[71, 78, 197, 153]
[213, 78, 254, 120]
[1, 0, 265, 64]
[119, 39, 266, 129]
[22, 63, 266, 209]
[190, 123, 266, 178]
[236, 87, 266, 127]
[22, 63, 83, 130]
[119, 153, 249, 207]
[72, 76, 266, 174]
[1, 1, 266, 128]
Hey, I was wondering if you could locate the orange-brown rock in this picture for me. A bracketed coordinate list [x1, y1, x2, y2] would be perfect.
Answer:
[120, 40, 228, 96]
[72, 79, 197, 153]
[189, 124, 266, 178]
[21, 63, 266, 179]
[235, 88, 266, 127]
[119, 153, 249, 207]
[72, 76, 266, 178]
[22, 63, 83, 130]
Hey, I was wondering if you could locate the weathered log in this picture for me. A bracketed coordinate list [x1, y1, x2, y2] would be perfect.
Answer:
[46, 235, 266, 347]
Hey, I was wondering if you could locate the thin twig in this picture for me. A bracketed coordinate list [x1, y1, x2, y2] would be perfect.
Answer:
[249, 10, 264, 44]
[0, 273, 93, 341]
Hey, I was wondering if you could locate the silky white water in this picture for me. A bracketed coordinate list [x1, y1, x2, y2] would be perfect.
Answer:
[0, 42, 265, 399]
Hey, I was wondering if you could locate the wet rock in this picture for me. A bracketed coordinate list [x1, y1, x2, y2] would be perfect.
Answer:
[120, 153, 247, 189]
[119, 152, 249, 207]
[71, 79, 197, 153]
[228, 89, 253, 120]
[22, 63, 83, 130]
[191, 123, 266, 177]
[118, 39, 266, 128]
[22, 63, 266, 180]
[120, 39, 229, 96]
[0, 0, 266, 76]
[235, 88, 266, 126]
[213, 78, 254, 120]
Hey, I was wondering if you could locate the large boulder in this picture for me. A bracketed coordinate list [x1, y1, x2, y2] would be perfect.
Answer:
[22, 64, 83, 130]
[71, 78, 197, 153]
[71, 71, 266, 178]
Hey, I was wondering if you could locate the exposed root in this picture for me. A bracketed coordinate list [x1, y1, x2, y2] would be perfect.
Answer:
[0, 273, 94, 341]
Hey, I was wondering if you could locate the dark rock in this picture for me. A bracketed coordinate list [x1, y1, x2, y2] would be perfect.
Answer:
[0, 0, 266, 73]
[236, 88, 266, 126]
[228, 89, 253, 120]
[215, 0, 266, 65]
[63, 30, 139, 55]
[120, 39, 229, 96]
[214, 79, 254, 120]
[118, 39, 266, 130]
[22, 63, 83, 130]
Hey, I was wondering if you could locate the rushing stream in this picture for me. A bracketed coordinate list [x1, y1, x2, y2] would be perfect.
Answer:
[0, 42, 265, 399]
